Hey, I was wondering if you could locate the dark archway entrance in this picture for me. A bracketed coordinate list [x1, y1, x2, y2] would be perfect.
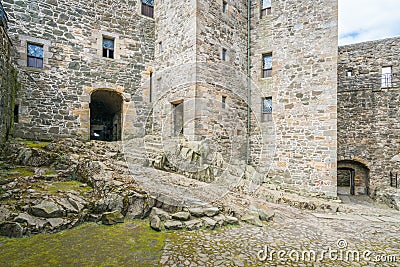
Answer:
[90, 90, 122, 141]
[338, 160, 370, 196]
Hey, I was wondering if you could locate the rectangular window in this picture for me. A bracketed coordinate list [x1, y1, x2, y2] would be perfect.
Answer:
[14, 104, 19, 123]
[149, 72, 153, 102]
[261, 0, 271, 18]
[222, 1, 227, 13]
[222, 96, 227, 109]
[346, 70, 353, 77]
[172, 101, 184, 136]
[262, 97, 272, 122]
[27, 43, 44, 69]
[222, 48, 227, 61]
[142, 0, 154, 18]
[102, 38, 114, 59]
[262, 53, 272, 78]
[159, 41, 163, 54]
[382, 66, 392, 88]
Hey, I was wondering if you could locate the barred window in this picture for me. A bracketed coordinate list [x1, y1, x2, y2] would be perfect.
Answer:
[222, 48, 227, 61]
[382, 66, 392, 88]
[261, 0, 271, 18]
[222, 1, 228, 13]
[262, 97, 272, 122]
[142, 0, 154, 18]
[27, 43, 44, 69]
[262, 53, 272, 78]
[102, 38, 114, 59]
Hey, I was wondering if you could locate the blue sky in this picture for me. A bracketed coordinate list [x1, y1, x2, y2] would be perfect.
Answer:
[339, 0, 400, 45]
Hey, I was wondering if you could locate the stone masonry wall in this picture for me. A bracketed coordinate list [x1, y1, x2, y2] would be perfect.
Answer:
[0, 23, 18, 144]
[257, 0, 338, 197]
[338, 37, 400, 191]
[3, 0, 154, 140]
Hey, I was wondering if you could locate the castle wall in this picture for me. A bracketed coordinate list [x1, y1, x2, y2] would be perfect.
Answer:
[338, 37, 400, 191]
[251, 0, 338, 196]
[3, 0, 155, 140]
[0, 23, 18, 144]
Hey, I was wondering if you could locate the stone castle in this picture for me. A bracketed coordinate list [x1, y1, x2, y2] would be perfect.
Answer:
[0, 0, 398, 199]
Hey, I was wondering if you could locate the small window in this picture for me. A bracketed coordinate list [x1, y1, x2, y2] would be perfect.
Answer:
[102, 38, 114, 59]
[159, 42, 163, 54]
[222, 1, 228, 13]
[222, 48, 227, 61]
[262, 97, 272, 122]
[382, 66, 392, 88]
[142, 0, 154, 18]
[222, 96, 227, 109]
[149, 72, 153, 102]
[262, 53, 272, 78]
[172, 101, 184, 136]
[261, 0, 271, 18]
[27, 43, 44, 69]
[346, 70, 353, 77]
[14, 104, 19, 123]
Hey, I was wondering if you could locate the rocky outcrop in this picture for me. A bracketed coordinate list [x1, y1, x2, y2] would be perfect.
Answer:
[31, 200, 66, 218]
[148, 206, 239, 231]
[101, 211, 124, 225]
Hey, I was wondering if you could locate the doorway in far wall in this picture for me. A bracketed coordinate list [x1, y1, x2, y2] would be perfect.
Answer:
[90, 90, 122, 141]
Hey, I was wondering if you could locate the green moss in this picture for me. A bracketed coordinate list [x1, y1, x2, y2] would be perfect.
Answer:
[5, 167, 34, 178]
[41, 181, 92, 194]
[44, 169, 58, 176]
[0, 220, 167, 267]
[20, 140, 51, 149]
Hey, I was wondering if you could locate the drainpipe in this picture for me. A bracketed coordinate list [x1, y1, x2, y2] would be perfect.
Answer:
[246, 0, 251, 165]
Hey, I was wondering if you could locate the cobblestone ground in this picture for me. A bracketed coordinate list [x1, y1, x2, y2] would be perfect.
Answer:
[160, 200, 400, 266]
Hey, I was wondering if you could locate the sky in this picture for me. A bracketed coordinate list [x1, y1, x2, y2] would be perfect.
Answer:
[339, 0, 400, 45]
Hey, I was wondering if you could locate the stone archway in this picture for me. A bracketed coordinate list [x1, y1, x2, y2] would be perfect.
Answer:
[338, 160, 370, 196]
[90, 90, 123, 141]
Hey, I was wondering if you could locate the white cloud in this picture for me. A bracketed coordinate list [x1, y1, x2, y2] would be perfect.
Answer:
[339, 0, 400, 45]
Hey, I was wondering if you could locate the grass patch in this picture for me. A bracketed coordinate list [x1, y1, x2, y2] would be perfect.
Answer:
[42, 181, 92, 194]
[20, 140, 51, 149]
[0, 220, 166, 267]
[4, 167, 35, 178]
[44, 169, 58, 176]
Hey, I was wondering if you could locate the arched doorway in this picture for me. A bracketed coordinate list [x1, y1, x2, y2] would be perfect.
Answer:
[337, 160, 370, 196]
[90, 90, 122, 141]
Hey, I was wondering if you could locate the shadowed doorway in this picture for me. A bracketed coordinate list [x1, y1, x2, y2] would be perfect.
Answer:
[90, 90, 122, 141]
[337, 160, 370, 196]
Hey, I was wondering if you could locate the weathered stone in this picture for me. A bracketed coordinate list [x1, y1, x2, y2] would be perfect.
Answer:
[31, 200, 66, 218]
[0, 222, 23, 238]
[225, 215, 239, 225]
[241, 211, 263, 227]
[183, 219, 203, 231]
[203, 207, 219, 217]
[202, 217, 217, 230]
[101, 210, 124, 225]
[150, 207, 171, 222]
[47, 218, 67, 228]
[213, 214, 227, 227]
[14, 212, 48, 228]
[56, 198, 79, 213]
[188, 207, 205, 217]
[164, 220, 183, 230]
[67, 193, 87, 212]
[258, 209, 275, 222]
[171, 211, 190, 221]
[149, 214, 161, 231]
[94, 194, 124, 213]
[0, 207, 11, 221]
